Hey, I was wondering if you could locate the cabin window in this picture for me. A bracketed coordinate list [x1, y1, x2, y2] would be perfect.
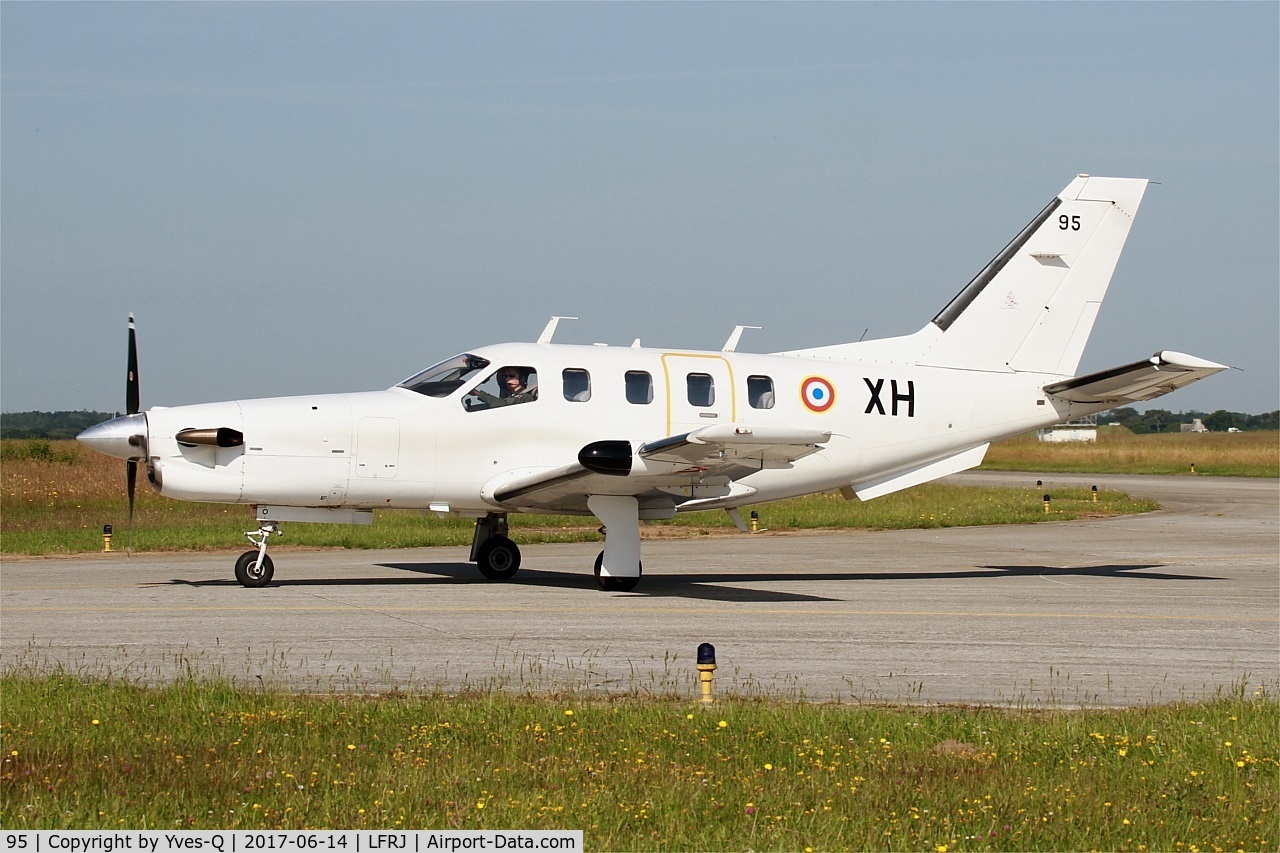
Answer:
[625, 371, 653, 404]
[563, 368, 591, 402]
[748, 375, 775, 409]
[687, 373, 715, 407]
[464, 366, 539, 411]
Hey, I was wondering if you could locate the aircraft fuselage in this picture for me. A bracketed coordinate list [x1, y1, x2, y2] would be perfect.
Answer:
[141, 341, 1076, 515]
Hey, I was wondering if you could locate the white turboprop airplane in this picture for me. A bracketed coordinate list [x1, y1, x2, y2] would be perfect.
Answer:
[79, 175, 1226, 591]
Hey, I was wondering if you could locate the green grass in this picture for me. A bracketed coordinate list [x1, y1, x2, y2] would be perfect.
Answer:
[13, 433, 1275, 555]
[0, 484, 1152, 556]
[2, 675, 1275, 850]
[982, 429, 1279, 477]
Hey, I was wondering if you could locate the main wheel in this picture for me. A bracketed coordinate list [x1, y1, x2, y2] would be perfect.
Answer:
[235, 551, 274, 588]
[475, 536, 521, 580]
[594, 551, 641, 592]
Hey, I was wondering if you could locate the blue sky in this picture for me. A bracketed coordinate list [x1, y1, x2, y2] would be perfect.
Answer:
[3, 2, 1276, 415]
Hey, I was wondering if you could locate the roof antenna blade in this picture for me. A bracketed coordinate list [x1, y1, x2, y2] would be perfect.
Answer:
[537, 316, 578, 344]
[722, 325, 762, 352]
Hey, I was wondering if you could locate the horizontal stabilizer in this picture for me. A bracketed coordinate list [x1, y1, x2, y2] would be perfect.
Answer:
[1043, 351, 1227, 404]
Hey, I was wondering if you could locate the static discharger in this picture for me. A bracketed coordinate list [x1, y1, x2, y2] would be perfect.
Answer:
[697, 643, 717, 704]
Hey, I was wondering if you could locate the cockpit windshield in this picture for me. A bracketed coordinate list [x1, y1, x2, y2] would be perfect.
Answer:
[398, 354, 490, 397]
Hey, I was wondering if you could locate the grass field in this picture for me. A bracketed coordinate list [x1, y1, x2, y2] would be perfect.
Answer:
[1, 439, 1165, 556]
[982, 428, 1278, 477]
[1, 676, 1275, 850]
[3, 436, 1277, 846]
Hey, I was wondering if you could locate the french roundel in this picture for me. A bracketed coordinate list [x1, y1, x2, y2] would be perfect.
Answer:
[801, 376, 836, 413]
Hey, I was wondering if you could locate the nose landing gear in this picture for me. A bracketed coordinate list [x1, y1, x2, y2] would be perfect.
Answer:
[235, 520, 282, 587]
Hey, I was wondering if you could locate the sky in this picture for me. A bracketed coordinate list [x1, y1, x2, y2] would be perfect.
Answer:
[3, 2, 1277, 416]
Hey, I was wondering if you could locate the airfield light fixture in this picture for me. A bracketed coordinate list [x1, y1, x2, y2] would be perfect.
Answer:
[697, 643, 717, 704]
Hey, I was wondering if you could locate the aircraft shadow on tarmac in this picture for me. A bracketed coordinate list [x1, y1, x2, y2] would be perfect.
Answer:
[156, 561, 1221, 604]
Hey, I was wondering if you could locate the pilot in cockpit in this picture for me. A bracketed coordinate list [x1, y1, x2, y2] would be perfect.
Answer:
[467, 366, 538, 409]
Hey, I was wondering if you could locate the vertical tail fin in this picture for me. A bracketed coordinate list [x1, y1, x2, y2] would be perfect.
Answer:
[917, 175, 1148, 375]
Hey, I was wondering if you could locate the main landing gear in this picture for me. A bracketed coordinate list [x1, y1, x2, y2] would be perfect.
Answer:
[471, 513, 522, 580]
[587, 495, 643, 592]
[471, 499, 645, 591]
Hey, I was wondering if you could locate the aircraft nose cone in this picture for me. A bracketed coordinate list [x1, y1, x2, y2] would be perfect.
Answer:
[77, 413, 148, 461]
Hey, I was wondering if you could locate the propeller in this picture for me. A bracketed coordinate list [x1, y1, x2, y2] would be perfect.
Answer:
[125, 315, 142, 553]
[74, 316, 151, 555]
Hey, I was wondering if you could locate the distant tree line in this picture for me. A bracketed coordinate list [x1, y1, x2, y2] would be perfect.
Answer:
[1, 411, 117, 440]
[2, 407, 1277, 441]
[1101, 407, 1278, 434]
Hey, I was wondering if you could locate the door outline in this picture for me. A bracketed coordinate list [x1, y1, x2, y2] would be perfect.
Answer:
[660, 353, 737, 435]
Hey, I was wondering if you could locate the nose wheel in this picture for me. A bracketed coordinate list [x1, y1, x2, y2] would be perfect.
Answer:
[235, 551, 275, 587]
[236, 520, 281, 587]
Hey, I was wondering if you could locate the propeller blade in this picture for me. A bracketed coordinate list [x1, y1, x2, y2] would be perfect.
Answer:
[126, 314, 140, 555]
[126, 314, 140, 416]
[126, 459, 137, 555]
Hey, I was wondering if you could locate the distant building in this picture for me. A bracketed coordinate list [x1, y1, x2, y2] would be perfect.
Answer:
[1038, 414, 1098, 443]
[1180, 418, 1209, 433]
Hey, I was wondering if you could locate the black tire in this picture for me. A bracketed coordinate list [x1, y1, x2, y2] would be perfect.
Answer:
[593, 551, 641, 592]
[235, 551, 274, 588]
[475, 536, 521, 580]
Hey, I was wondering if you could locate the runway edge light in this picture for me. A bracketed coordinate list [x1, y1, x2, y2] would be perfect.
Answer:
[697, 643, 717, 705]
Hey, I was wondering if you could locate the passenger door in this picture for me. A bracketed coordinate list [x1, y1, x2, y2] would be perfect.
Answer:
[660, 354, 736, 436]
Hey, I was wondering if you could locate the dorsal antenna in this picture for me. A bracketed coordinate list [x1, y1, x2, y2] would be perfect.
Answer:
[537, 316, 579, 344]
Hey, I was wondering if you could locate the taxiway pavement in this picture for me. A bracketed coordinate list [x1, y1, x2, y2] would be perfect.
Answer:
[2, 472, 1276, 706]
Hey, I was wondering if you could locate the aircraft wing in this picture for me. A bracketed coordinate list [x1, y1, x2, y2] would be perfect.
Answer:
[1043, 350, 1227, 405]
[487, 424, 832, 513]
[636, 424, 832, 468]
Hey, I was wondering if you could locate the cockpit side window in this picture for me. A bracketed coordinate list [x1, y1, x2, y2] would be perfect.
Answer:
[399, 354, 490, 397]
[465, 366, 539, 411]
